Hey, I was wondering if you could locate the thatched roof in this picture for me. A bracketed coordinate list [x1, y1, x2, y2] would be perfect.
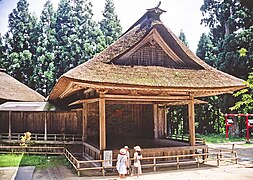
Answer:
[0, 102, 55, 111]
[49, 7, 246, 101]
[0, 69, 45, 102]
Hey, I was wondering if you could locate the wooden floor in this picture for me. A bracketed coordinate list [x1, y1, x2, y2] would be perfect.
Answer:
[87, 137, 189, 150]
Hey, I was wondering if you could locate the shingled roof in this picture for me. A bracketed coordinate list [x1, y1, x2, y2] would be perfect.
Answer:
[0, 69, 45, 103]
[49, 6, 246, 101]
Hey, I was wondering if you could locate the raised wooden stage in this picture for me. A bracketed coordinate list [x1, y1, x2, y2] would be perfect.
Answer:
[84, 138, 208, 160]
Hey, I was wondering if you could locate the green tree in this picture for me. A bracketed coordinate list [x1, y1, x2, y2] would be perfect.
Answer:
[54, 0, 105, 78]
[196, 33, 216, 67]
[199, 0, 253, 134]
[178, 29, 188, 47]
[4, 0, 38, 88]
[33, 0, 57, 96]
[54, 0, 76, 78]
[99, 0, 122, 47]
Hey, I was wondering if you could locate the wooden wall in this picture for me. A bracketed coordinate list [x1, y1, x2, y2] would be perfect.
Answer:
[86, 103, 154, 142]
[0, 111, 82, 134]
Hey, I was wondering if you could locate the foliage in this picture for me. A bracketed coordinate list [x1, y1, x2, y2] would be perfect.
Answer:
[178, 29, 189, 47]
[0, 0, 121, 97]
[196, 33, 216, 67]
[3, 0, 38, 89]
[196, 133, 245, 143]
[20, 131, 32, 147]
[99, 0, 122, 47]
[193, 0, 253, 135]
[33, 0, 57, 96]
[0, 154, 67, 169]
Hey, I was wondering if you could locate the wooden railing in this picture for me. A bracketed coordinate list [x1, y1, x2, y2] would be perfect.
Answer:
[83, 142, 100, 160]
[168, 134, 205, 144]
[0, 133, 82, 144]
[0, 146, 64, 155]
[216, 144, 238, 166]
[0, 145, 238, 177]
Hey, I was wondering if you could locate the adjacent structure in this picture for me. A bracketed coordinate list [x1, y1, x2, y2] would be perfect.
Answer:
[0, 69, 45, 103]
[49, 7, 246, 158]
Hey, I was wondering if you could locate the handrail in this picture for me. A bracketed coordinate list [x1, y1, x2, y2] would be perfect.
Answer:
[0, 145, 238, 177]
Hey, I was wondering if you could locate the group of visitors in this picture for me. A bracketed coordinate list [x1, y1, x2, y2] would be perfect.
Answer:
[116, 145, 143, 179]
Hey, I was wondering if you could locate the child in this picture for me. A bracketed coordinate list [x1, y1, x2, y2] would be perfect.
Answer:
[132, 146, 142, 177]
[116, 148, 128, 179]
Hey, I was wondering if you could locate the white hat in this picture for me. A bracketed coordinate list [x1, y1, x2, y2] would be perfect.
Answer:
[124, 146, 129, 149]
[120, 148, 126, 155]
[134, 146, 141, 151]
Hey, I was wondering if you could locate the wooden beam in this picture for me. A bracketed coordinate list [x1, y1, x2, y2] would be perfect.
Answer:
[8, 111, 11, 140]
[68, 98, 99, 106]
[82, 103, 88, 142]
[99, 94, 106, 151]
[104, 94, 189, 102]
[106, 101, 155, 105]
[188, 94, 196, 145]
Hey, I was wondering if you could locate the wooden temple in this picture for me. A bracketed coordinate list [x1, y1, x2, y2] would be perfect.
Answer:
[48, 6, 246, 159]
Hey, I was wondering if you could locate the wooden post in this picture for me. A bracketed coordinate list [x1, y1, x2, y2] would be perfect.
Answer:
[99, 94, 106, 152]
[164, 108, 168, 137]
[188, 94, 196, 146]
[8, 111, 11, 140]
[44, 112, 47, 141]
[82, 103, 88, 142]
[158, 107, 166, 138]
[153, 104, 158, 139]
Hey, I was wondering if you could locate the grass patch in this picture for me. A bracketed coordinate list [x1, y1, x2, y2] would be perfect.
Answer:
[0, 154, 23, 167]
[0, 154, 68, 169]
[196, 133, 245, 143]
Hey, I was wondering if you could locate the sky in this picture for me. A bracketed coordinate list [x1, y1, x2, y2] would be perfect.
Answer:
[0, 0, 209, 52]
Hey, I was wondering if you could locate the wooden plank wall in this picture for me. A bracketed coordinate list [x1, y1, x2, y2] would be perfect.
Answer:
[0, 111, 82, 134]
[86, 103, 154, 145]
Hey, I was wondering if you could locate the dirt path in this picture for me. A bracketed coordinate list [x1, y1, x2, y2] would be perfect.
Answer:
[22, 142, 253, 179]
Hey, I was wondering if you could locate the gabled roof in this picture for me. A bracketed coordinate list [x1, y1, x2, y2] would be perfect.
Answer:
[0, 69, 45, 102]
[49, 6, 246, 101]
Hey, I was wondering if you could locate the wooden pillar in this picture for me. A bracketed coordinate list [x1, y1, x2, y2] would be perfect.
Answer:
[158, 107, 166, 138]
[99, 94, 106, 151]
[8, 111, 11, 140]
[165, 108, 168, 137]
[44, 112, 47, 140]
[188, 94, 196, 145]
[153, 104, 158, 139]
[82, 103, 88, 142]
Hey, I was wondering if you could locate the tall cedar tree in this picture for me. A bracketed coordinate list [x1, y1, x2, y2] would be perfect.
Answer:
[200, 0, 253, 134]
[55, 0, 105, 79]
[178, 30, 189, 47]
[4, 0, 38, 88]
[0, 35, 4, 67]
[195, 33, 222, 134]
[196, 33, 216, 67]
[33, 0, 57, 96]
[72, 0, 106, 65]
[99, 0, 122, 47]
[54, 0, 75, 78]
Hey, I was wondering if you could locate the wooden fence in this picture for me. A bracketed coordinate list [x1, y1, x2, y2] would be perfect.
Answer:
[0, 145, 238, 177]
[0, 133, 82, 145]
[0, 110, 83, 135]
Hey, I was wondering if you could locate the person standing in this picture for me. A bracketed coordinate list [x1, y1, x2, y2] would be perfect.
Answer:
[124, 145, 131, 175]
[116, 148, 128, 179]
[132, 146, 142, 177]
